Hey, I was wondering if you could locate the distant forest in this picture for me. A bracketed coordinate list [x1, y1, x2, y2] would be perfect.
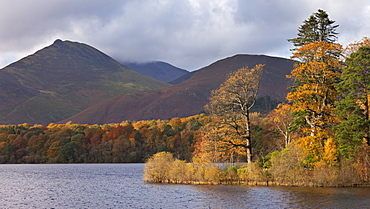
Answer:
[0, 96, 279, 164]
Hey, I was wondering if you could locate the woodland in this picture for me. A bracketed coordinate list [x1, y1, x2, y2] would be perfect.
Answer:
[0, 10, 369, 187]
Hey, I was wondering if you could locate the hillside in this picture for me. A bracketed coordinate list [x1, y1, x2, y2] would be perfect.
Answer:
[0, 39, 170, 125]
[63, 54, 295, 124]
[122, 61, 189, 83]
[168, 71, 197, 85]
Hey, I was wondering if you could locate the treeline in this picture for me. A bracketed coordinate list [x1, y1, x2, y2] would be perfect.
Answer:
[0, 116, 206, 163]
[0, 112, 281, 164]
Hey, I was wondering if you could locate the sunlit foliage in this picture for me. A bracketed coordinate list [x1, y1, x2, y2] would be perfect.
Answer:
[0, 115, 206, 163]
[204, 65, 264, 163]
[287, 41, 342, 166]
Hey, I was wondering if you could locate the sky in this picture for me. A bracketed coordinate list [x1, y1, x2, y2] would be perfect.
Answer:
[1, 0, 369, 71]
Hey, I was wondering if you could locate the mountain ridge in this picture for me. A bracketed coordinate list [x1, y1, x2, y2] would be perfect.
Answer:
[62, 54, 295, 124]
[121, 61, 189, 83]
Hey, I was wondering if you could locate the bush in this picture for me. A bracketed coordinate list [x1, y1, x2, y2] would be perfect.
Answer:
[144, 152, 174, 182]
[144, 152, 221, 184]
[168, 159, 188, 183]
[269, 142, 307, 186]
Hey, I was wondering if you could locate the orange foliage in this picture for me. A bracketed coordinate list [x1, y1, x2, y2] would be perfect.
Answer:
[343, 37, 370, 58]
[287, 41, 342, 166]
[267, 103, 295, 147]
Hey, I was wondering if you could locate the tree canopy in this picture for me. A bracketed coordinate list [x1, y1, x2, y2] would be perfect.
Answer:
[204, 65, 264, 163]
[288, 9, 339, 50]
[335, 46, 370, 153]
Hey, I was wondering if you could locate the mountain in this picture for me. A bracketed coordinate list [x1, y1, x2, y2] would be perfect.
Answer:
[168, 71, 197, 85]
[0, 39, 170, 125]
[63, 54, 295, 124]
[122, 61, 189, 83]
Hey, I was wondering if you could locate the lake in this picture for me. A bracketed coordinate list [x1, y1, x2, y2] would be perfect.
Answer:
[0, 164, 369, 208]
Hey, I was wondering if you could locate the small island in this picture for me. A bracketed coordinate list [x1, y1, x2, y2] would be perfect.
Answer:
[144, 10, 370, 187]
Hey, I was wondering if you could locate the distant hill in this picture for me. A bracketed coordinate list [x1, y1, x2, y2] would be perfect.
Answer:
[122, 61, 189, 83]
[63, 54, 295, 124]
[0, 39, 170, 125]
[168, 71, 197, 85]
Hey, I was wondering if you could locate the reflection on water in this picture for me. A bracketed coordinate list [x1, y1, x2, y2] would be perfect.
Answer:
[0, 164, 369, 208]
[194, 185, 370, 209]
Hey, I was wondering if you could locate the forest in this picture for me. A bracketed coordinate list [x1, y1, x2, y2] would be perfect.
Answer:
[0, 116, 203, 164]
[0, 110, 278, 164]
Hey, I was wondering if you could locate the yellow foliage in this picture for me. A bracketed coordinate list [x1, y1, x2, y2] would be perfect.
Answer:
[286, 41, 342, 167]
[143, 151, 174, 182]
[297, 136, 322, 161]
[204, 64, 264, 163]
[267, 103, 295, 147]
[322, 137, 338, 166]
[167, 159, 189, 183]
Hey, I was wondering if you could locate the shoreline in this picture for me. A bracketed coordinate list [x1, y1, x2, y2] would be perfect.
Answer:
[144, 179, 370, 188]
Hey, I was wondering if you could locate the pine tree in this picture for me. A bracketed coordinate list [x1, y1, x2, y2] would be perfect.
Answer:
[335, 46, 370, 155]
[288, 9, 339, 50]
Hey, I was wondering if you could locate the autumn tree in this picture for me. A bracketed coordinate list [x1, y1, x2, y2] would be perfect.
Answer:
[266, 103, 295, 148]
[335, 46, 370, 154]
[343, 37, 370, 58]
[287, 41, 342, 166]
[204, 65, 264, 163]
[288, 9, 338, 50]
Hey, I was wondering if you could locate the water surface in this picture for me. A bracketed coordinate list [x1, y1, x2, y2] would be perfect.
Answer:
[0, 164, 369, 208]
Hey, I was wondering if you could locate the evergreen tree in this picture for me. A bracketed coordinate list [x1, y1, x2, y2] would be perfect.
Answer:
[288, 9, 339, 50]
[335, 47, 370, 155]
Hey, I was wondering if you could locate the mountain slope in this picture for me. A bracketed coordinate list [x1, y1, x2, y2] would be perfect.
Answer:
[168, 71, 197, 85]
[63, 54, 295, 124]
[122, 61, 189, 83]
[0, 39, 170, 125]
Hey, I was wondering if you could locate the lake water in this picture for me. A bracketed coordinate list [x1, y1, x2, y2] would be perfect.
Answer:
[0, 164, 369, 208]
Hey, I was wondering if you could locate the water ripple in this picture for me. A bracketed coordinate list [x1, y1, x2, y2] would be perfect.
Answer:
[0, 164, 369, 208]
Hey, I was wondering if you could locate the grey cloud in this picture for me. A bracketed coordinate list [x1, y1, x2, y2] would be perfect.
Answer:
[0, 0, 369, 70]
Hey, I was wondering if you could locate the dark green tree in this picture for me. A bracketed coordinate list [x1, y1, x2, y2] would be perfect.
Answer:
[288, 9, 339, 50]
[335, 46, 370, 156]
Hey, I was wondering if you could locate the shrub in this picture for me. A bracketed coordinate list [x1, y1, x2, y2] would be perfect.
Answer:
[168, 159, 188, 183]
[269, 142, 307, 185]
[144, 152, 174, 182]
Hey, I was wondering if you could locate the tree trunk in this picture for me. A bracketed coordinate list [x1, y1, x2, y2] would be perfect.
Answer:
[245, 108, 252, 163]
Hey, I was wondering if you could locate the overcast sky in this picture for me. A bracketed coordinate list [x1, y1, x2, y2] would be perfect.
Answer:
[1, 0, 369, 71]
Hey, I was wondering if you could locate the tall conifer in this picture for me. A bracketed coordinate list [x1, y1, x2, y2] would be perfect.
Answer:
[288, 9, 339, 50]
[335, 47, 370, 153]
